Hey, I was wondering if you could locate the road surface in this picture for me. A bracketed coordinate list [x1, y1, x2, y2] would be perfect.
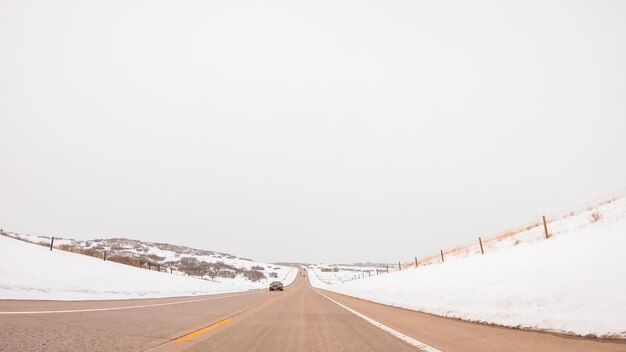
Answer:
[1, 270, 624, 352]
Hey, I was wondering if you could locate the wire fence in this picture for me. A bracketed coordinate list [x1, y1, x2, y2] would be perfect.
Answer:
[401, 188, 626, 269]
[309, 266, 393, 285]
[0, 231, 169, 272]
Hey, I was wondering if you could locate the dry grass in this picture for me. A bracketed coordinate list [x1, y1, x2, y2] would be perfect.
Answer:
[400, 192, 626, 270]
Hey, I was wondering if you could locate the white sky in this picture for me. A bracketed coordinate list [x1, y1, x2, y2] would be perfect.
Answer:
[1, 0, 625, 263]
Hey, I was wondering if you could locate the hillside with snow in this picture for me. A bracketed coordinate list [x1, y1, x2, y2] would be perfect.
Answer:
[0, 234, 297, 300]
[1, 230, 295, 286]
[309, 219, 626, 338]
[307, 263, 393, 285]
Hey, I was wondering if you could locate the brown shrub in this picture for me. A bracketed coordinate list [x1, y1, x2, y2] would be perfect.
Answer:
[243, 270, 266, 282]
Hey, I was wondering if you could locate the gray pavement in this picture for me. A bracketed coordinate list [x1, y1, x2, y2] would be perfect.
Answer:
[1, 270, 624, 352]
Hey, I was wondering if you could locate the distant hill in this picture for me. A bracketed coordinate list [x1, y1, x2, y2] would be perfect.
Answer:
[0, 230, 292, 284]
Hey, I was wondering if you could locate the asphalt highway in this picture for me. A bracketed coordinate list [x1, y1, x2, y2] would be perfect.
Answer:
[1, 270, 624, 352]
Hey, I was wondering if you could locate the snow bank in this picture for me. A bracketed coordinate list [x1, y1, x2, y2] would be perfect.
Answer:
[0, 235, 272, 300]
[309, 220, 626, 338]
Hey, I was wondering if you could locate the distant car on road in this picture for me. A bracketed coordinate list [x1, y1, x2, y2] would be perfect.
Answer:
[269, 281, 283, 291]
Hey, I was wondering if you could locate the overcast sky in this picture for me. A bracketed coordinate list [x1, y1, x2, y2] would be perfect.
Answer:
[1, 0, 625, 263]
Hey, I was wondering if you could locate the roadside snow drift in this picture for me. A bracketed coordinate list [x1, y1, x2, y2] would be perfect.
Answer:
[309, 221, 626, 338]
[0, 236, 296, 300]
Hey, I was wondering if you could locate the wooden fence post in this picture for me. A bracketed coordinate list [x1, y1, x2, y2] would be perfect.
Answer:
[170, 268, 173, 274]
[479, 237, 484, 255]
[50, 237, 54, 251]
[386, 265, 389, 273]
[398, 261, 401, 271]
[440, 249, 444, 262]
[542, 215, 550, 239]
[415, 257, 418, 268]
[104, 251, 107, 261]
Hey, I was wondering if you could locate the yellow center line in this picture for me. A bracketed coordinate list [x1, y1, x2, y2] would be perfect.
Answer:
[173, 288, 286, 343]
[175, 318, 232, 342]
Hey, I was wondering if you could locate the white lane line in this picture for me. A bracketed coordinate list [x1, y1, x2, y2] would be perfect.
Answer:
[315, 290, 442, 352]
[0, 292, 252, 315]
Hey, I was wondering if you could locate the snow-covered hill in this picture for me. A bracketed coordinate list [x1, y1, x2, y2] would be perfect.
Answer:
[307, 263, 392, 285]
[0, 232, 297, 300]
[308, 220, 626, 338]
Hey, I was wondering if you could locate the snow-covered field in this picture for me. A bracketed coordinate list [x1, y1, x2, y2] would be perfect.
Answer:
[0, 235, 297, 300]
[309, 220, 626, 338]
[308, 264, 390, 285]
